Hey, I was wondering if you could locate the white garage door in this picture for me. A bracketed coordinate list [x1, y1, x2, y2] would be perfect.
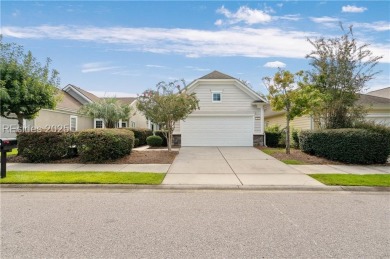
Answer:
[181, 116, 253, 146]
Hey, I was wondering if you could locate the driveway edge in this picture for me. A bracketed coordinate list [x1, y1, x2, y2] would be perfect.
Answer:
[1, 184, 389, 192]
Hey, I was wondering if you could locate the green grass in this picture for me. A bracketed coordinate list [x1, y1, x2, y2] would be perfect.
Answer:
[281, 159, 306, 165]
[0, 171, 165, 184]
[261, 147, 284, 155]
[309, 174, 390, 187]
[0, 148, 18, 157]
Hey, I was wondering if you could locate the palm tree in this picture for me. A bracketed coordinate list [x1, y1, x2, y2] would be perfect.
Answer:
[79, 98, 131, 128]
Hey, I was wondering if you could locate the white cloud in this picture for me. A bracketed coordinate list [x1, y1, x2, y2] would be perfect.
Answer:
[81, 62, 120, 73]
[216, 5, 272, 25]
[2, 25, 389, 63]
[342, 5, 367, 13]
[355, 21, 390, 32]
[214, 19, 223, 26]
[310, 16, 339, 23]
[277, 3, 283, 8]
[146, 64, 167, 68]
[264, 61, 286, 68]
[185, 66, 210, 71]
[277, 14, 301, 21]
[12, 10, 20, 17]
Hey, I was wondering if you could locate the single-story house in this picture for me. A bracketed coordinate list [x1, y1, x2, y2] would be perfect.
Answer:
[0, 84, 149, 138]
[264, 87, 390, 130]
[172, 71, 267, 146]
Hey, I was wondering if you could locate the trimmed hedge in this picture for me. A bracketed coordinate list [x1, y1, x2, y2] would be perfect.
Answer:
[77, 129, 134, 162]
[299, 129, 390, 164]
[154, 130, 168, 147]
[128, 128, 153, 146]
[17, 132, 74, 162]
[265, 125, 283, 147]
[146, 135, 163, 147]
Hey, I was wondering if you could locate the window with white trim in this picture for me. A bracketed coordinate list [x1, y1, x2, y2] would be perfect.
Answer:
[121, 121, 128, 128]
[131, 121, 136, 128]
[70, 116, 77, 131]
[212, 92, 222, 102]
[94, 119, 104, 129]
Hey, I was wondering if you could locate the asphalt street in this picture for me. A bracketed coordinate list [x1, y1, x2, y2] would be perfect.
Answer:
[1, 189, 389, 258]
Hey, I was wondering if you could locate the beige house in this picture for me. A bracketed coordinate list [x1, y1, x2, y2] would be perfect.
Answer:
[264, 87, 390, 130]
[0, 84, 149, 138]
[173, 71, 266, 146]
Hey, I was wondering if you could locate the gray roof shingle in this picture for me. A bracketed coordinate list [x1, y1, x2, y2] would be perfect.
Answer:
[199, 70, 236, 80]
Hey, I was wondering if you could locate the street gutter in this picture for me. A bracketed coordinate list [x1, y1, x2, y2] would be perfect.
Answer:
[1, 184, 389, 192]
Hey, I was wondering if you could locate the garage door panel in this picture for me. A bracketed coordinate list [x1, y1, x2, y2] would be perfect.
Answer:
[181, 116, 253, 146]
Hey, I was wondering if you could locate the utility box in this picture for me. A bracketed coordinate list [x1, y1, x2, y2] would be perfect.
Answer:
[1, 138, 17, 178]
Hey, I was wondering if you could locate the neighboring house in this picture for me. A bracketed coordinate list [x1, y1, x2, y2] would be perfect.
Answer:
[264, 87, 390, 130]
[0, 84, 150, 138]
[172, 71, 267, 146]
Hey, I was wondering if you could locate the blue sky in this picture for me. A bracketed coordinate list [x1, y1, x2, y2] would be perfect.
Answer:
[1, 1, 389, 97]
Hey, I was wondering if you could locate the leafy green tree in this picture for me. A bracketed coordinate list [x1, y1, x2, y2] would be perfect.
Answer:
[306, 25, 382, 129]
[79, 98, 132, 128]
[137, 80, 199, 151]
[263, 70, 323, 154]
[0, 37, 60, 129]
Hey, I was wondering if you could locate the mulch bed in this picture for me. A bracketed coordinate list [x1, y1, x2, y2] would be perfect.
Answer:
[257, 147, 345, 165]
[7, 150, 178, 164]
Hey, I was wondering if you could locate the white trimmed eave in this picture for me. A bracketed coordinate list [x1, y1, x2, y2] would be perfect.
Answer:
[63, 84, 93, 104]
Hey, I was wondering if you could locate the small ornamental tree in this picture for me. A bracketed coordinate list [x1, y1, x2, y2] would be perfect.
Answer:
[137, 80, 199, 151]
[0, 37, 60, 129]
[263, 70, 323, 154]
[306, 25, 382, 129]
[79, 98, 132, 128]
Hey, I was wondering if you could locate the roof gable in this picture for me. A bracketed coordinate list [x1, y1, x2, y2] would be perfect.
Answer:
[63, 84, 100, 104]
[200, 70, 236, 80]
[186, 70, 266, 102]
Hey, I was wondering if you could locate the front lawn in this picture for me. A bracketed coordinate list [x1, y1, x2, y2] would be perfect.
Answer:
[0, 171, 165, 184]
[0, 148, 18, 157]
[309, 174, 390, 187]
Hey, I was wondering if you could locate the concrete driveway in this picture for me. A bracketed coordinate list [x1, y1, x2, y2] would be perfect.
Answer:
[163, 147, 323, 186]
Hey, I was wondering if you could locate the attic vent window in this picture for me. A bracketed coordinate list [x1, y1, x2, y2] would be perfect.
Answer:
[212, 92, 222, 102]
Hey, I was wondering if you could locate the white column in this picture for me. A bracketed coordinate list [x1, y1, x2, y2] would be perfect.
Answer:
[260, 105, 264, 134]
[118, 119, 122, 128]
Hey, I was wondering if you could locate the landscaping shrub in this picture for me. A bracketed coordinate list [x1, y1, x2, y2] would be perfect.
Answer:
[128, 128, 153, 146]
[265, 125, 282, 147]
[17, 132, 74, 162]
[292, 129, 300, 149]
[299, 129, 389, 164]
[77, 129, 134, 162]
[146, 135, 163, 147]
[353, 121, 390, 153]
[134, 138, 140, 148]
[154, 130, 168, 146]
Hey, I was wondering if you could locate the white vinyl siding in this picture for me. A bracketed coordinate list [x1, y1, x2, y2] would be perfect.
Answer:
[181, 116, 253, 146]
[189, 82, 260, 115]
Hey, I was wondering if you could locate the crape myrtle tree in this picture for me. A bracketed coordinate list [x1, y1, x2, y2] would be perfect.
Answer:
[263, 70, 323, 154]
[137, 80, 199, 152]
[306, 25, 382, 129]
[0, 36, 60, 130]
[79, 98, 132, 128]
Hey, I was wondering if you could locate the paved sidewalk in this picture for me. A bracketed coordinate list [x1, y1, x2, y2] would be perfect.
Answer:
[7, 163, 169, 173]
[290, 165, 390, 174]
[163, 147, 323, 186]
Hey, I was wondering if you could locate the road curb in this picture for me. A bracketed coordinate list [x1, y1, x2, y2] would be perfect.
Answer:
[1, 184, 389, 192]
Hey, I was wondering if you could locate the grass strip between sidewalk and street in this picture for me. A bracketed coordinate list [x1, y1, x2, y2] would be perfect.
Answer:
[0, 171, 165, 184]
[309, 174, 390, 187]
